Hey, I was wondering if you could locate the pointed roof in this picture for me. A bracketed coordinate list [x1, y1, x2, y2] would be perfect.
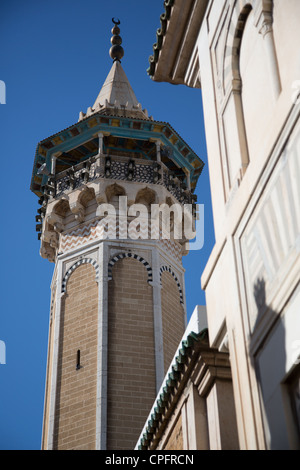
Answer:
[79, 59, 150, 122]
[79, 20, 150, 122]
[93, 60, 138, 110]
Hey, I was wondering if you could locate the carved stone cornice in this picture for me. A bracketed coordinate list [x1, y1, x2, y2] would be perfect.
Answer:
[258, 18, 273, 38]
[253, 0, 274, 37]
[70, 201, 85, 223]
[43, 230, 59, 249]
[46, 213, 64, 233]
[190, 350, 232, 397]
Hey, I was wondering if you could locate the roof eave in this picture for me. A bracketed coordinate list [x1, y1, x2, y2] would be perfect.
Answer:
[30, 112, 204, 196]
[148, 0, 209, 88]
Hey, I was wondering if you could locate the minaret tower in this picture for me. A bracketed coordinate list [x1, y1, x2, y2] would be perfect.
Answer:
[30, 20, 204, 450]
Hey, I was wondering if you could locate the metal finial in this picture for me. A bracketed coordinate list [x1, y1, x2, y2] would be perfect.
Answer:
[109, 18, 124, 62]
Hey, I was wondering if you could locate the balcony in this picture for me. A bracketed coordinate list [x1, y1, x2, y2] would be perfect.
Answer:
[43, 153, 195, 205]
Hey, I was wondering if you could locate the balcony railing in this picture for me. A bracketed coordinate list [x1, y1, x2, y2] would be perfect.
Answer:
[42, 153, 195, 205]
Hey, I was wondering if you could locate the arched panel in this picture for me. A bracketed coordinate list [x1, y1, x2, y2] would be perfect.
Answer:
[108, 252, 153, 282]
[135, 187, 157, 206]
[78, 187, 96, 207]
[105, 183, 126, 204]
[62, 257, 99, 293]
[53, 198, 71, 218]
[239, 7, 275, 161]
[219, 2, 254, 194]
[222, 1, 252, 94]
[107, 256, 156, 450]
[159, 265, 184, 304]
[160, 269, 185, 374]
[53, 263, 98, 450]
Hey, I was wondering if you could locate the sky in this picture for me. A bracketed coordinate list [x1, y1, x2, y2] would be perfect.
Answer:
[0, 0, 215, 450]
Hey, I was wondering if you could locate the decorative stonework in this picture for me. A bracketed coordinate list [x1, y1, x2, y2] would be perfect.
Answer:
[241, 121, 300, 332]
[108, 252, 153, 283]
[61, 257, 100, 293]
[33, 17, 204, 450]
[258, 19, 273, 38]
[160, 239, 183, 263]
[109, 160, 154, 184]
[222, 1, 253, 94]
[160, 265, 183, 304]
[54, 154, 192, 204]
[56, 161, 98, 196]
[60, 216, 186, 259]
[60, 221, 99, 253]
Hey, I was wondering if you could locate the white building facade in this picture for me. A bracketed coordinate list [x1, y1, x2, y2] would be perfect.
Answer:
[148, 0, 300, 450]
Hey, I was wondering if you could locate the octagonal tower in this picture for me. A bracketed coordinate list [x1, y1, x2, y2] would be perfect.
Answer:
[30, 21, 204, 450]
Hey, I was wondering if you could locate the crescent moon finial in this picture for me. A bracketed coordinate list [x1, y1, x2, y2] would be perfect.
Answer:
[110, 18, 124, 62]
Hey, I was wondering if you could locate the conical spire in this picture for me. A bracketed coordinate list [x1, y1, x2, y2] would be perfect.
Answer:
[79, 19, 151, 122]
[92, 60, 142, 112]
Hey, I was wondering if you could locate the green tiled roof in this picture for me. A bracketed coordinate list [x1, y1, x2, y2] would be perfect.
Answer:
[137, 328, 208, 450]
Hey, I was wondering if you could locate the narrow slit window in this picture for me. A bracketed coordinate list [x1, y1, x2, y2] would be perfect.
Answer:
[76, 349, 81, 370]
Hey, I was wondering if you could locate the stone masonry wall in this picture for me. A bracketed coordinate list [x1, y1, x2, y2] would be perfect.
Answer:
[53, 264, 98, 450]
[161, 271, 185, 374]
[107, 257, 156, 450]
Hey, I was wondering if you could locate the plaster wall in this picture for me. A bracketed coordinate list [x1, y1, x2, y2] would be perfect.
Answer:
[196, 0, 300, 449]
[256, 285, 300, 450]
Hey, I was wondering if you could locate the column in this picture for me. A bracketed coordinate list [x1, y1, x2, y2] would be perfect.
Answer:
[96, 242, 109, 449]
[47, 258, 63, 449]
[151, 246, 164, 392]
[196, 351, 240, 450]
[98, 132, 104, 155]
[156, 140, 162, 162]
[182, 384, 209, 450]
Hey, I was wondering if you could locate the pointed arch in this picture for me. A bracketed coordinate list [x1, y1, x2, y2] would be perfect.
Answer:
[53, 198, 71, 218]
[62, 257, 100, 293]
[78, 186, 96, 207]
[135, 187, 157, 206]
[108, 252, 153, 283]
[159, 266, 183, 304]
[105, 183, 126, 203]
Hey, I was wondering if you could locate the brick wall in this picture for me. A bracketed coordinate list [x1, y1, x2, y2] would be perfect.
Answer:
[161, 271, 185, 373]
[107, 257, 156, 450]
[53, 264, 98, 450]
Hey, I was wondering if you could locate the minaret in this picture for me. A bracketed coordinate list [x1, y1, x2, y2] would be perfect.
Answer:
[31, 20, 204, 451]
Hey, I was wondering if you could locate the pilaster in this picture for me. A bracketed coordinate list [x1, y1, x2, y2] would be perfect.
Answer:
[254, 0, 281, 99]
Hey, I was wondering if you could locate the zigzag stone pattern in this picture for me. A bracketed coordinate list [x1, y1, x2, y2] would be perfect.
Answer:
[60, 220, 183, 263]
[60, 222, 99, 252]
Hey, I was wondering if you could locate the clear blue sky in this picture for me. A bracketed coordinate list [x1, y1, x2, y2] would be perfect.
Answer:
[0, 0, 214, 450]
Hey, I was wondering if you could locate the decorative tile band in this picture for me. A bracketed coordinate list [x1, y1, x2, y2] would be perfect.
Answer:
[62, 257, 100, 293]
[159, 265, 183, 304]
[108, 252, 153, 283]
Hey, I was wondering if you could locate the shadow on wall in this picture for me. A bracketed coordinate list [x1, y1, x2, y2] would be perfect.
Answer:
[250, 278, 300, 450]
